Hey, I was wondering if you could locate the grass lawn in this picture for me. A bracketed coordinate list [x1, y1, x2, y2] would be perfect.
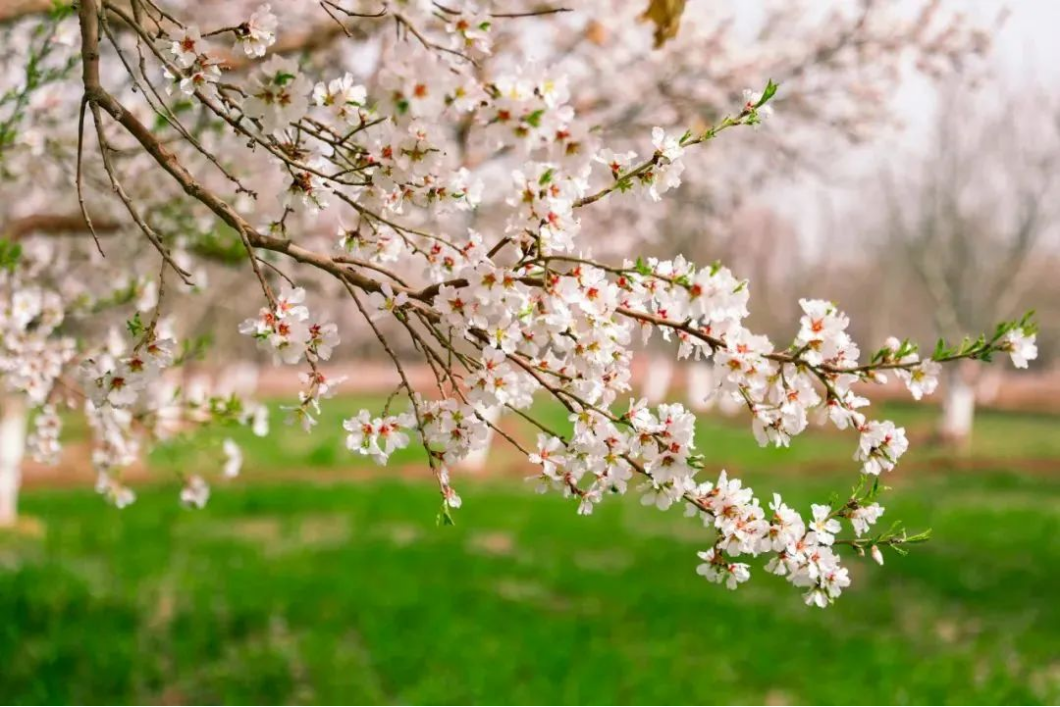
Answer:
[1, 397, 1058, 704]
[145, 395, 1060, 477]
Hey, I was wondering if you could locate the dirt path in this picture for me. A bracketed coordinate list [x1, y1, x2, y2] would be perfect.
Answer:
[20, 442, 1060, 494]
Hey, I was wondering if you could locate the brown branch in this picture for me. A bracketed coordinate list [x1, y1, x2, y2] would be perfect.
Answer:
[491, 7, 572, 19]
[76, 96, 107, 257]
[2, 213, 120, 241]
[432, 2, 571, 19]
[217, 18, 370, 72]
[321, 0, 387, 19]
[394, 12, 478, 66]
[89, 101, 194, 284]
[80, 1, 394, 300]
[0, 0, 54, 23]
[80, 4, 411, 322]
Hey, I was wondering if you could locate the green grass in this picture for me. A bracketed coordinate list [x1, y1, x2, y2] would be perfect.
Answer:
[3, 399, 1059, 704]
[144, 395, 1060, 476]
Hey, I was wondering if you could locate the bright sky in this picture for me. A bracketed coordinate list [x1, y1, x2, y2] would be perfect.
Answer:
[991, 0, 1060, 80]
[901, 0, 1060, 128]
[773, 0, 1060, 259]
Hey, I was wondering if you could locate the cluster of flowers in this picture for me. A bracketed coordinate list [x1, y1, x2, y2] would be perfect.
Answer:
[346, 395, 492, 466]
[341, 395, 488, 513]
[78, 324, 268, 509]
[0, 234, 270, 510]
[160, 0, 722, 243]
[687, 476, 872, 607]
[166, 4, 277, 98]
[0, 253, 75, 407]
[418, 242, 1034, 603]
[239, 285, 342, 431]
[26, 405, 61, 465]
[344, 409, 415, 464]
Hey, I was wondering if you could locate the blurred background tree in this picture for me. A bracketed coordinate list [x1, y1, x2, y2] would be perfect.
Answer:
[875, 87, 1060, 447]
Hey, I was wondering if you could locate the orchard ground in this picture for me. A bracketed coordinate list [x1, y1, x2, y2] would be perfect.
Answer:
[1, 394, 1058, 704]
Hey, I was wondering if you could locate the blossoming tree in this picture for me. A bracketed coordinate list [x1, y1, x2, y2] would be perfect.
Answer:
[0, 0, 1039, 607]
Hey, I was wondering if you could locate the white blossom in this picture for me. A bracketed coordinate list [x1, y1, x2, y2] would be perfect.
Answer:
[237, 4, 278, 58]
[1002, 328, 1038, 369]
[223, 439, 243, 478]
[180, 475, 211, 509]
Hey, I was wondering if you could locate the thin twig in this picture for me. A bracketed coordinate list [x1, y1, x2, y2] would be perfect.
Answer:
[90, 103, 193, 284]
[75, 97, 106, 257]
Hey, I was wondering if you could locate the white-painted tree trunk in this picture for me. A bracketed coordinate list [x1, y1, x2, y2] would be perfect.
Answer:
[216, 362, 260, 398]
[643, 354, 674, 404]
[717, 391, 744, 417]
[0, 394, 28, 527]
[459, 405, 501, 474]
[975, 369, 1002, 407]
[940, 370, 975, 448]
[686, 364, 716, 412]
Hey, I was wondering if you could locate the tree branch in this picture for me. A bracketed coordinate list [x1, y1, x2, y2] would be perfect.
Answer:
[2, 213, 120, 241]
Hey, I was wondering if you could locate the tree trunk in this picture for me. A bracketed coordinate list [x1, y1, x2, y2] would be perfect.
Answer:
[686, 364, 715, 412]
[216, 362, 260, 398]
[459, 405, 501, 474]
[643, 354, 674, 404]
[0, 394, 28, 527]
[939, 366, 975, 449]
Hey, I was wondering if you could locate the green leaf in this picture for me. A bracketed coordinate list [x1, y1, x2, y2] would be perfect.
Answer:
[1019, 310, 1039, 336]
[525, 109, 546, 129]
[49, 2, 75, 20]
[437, 502, 456, 527]
[126, 312, 145, 339]
[756, 79, 779, 108]
[905, 529, 932, 544]
[0, 239, 23, 272]
[174, 335, 213, 365]
[932, 337, 947, 359]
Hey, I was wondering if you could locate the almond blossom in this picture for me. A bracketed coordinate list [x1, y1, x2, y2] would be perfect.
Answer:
[236, 4, 277, 58]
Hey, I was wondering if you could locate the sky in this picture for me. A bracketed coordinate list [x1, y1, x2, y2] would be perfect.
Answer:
[900, 0, 1060, 129]
[771, 0, 1060, 260]
[991, 0, 1060, 80]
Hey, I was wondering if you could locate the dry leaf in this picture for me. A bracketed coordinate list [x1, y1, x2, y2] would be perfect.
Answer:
[584, 20, 610, 46]
[640, 0, 688, 48]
